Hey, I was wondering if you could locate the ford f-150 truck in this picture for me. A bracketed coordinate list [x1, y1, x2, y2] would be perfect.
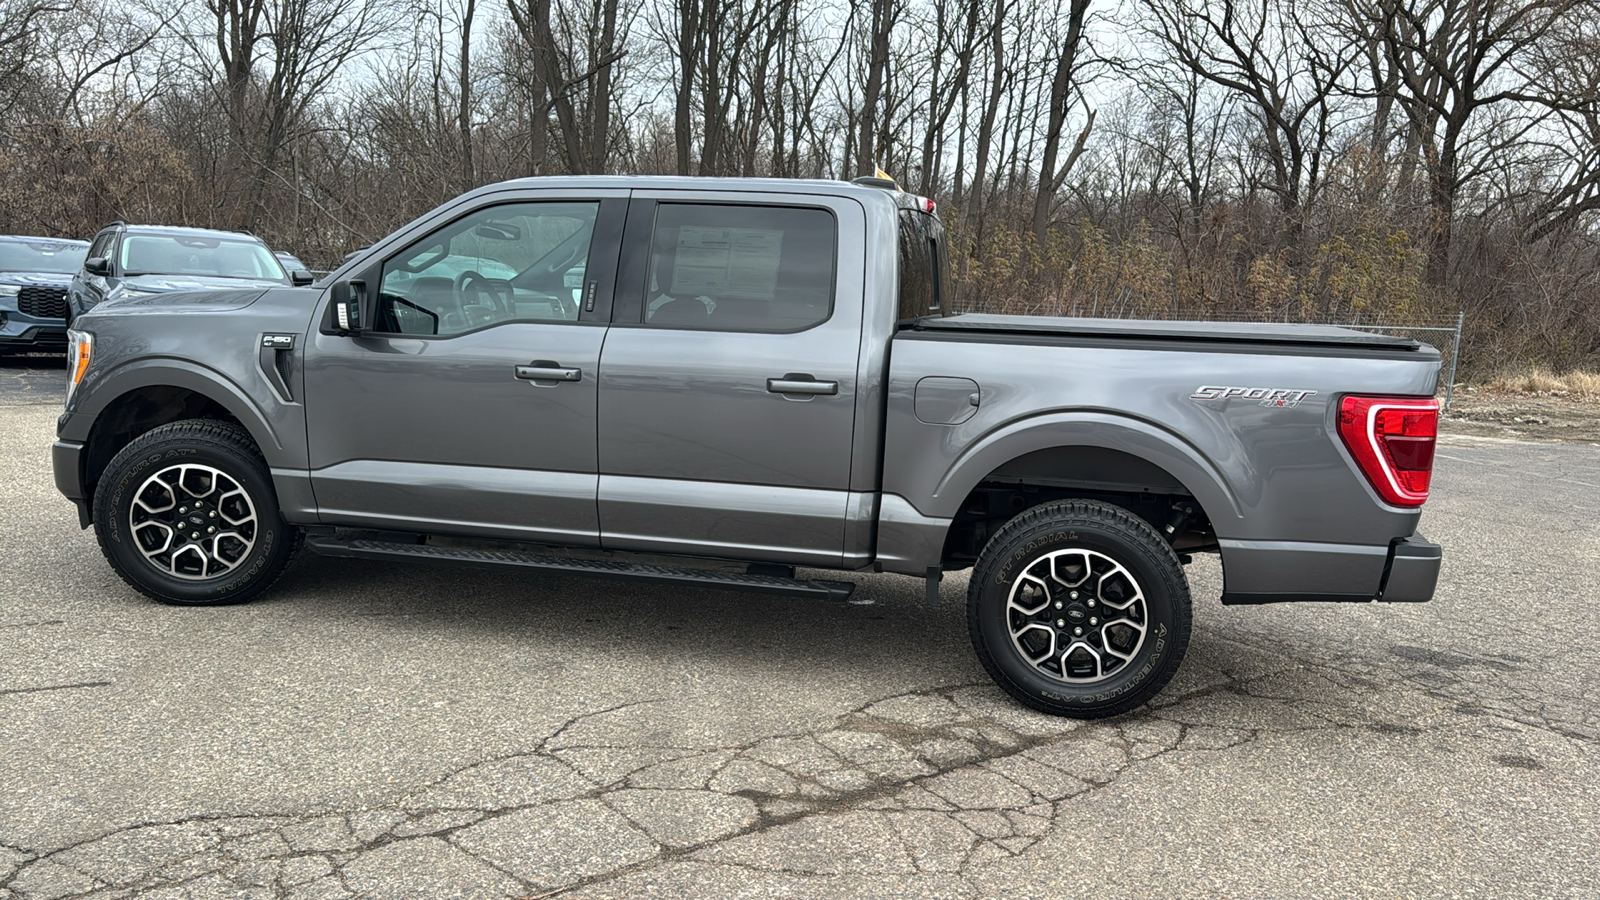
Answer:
[53, 176, 1443, 718]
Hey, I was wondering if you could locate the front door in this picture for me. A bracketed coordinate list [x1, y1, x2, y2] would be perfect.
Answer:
[595, 192, 866, 566]
[305, 191, 626, 544]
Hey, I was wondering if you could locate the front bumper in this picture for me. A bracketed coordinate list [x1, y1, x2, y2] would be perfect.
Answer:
[0, 322, 68, 351]
[1219, 533, 1441, 604]
[53, 439, 91, 528]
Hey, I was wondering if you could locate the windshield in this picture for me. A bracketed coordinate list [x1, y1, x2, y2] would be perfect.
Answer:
[0, 240, 87, 274]
[120, 234, 288, 281]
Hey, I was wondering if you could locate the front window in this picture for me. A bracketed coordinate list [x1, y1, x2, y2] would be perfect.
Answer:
[375, 202, 599, 336]
[0, 240, 87, 274]
[120, 235, 288, 281]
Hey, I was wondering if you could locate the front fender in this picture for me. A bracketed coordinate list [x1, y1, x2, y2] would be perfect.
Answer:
[62, 356, 292, 466]
[924, 410, 1243, 527]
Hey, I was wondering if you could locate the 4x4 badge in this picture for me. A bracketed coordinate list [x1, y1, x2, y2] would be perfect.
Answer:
[1191, 385, 1317, 408]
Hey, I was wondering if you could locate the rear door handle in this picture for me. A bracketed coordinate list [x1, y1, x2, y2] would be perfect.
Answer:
[515, 363, 582, 382]
[767, 375, 838, 396]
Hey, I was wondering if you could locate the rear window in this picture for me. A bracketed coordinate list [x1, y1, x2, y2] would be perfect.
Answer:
[897, 209, 949, 322]
[642, 203, 836, 332]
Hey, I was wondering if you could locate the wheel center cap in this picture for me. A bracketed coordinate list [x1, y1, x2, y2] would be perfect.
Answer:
[1063, 603, 1090, 625]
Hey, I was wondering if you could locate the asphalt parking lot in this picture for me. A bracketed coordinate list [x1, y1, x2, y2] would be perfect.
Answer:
[3, 354, 1598, 898]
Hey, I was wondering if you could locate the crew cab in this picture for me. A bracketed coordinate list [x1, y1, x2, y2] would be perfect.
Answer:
[53, 177, 1443, 718]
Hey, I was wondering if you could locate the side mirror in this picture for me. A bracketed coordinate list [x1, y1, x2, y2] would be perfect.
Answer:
[290, 269, 315, 287]
[331, 279, 368, 335]
[84, 257, 111, 277]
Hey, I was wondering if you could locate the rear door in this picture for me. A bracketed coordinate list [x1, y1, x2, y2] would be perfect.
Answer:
[595, 191, 867, 567]
[304, 189, 627, 544]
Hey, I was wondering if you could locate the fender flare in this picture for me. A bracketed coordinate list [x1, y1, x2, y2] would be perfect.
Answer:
[926, 410, 1243, 526]
[73, 357, 285, 462]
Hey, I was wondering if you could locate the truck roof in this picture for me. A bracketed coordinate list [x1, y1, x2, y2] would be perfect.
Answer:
[466, 175, 916, 205]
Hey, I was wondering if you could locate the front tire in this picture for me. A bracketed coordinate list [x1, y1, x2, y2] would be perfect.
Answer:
[968, 499, 1192, 718]
[93, 419, 299, 605]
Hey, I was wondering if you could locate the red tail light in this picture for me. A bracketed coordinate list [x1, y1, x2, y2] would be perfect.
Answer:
[1337, 396, 1439, 507]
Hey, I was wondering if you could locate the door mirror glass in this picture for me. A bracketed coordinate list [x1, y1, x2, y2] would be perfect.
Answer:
[332, 279, 367, 334]
[84, 256, 111, 277]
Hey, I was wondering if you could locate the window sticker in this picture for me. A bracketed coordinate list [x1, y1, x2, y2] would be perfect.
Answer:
[672, 226, 784, 300]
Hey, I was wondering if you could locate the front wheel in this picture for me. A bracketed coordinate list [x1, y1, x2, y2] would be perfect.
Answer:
[92, 419, 299, 605]
[968, 499, 1192, 718]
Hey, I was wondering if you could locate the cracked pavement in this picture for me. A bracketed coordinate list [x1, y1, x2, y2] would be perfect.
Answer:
[3, 362, 1599, 898]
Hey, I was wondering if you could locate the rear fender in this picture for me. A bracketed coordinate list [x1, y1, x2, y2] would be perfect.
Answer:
[927, 411, 1241, 526]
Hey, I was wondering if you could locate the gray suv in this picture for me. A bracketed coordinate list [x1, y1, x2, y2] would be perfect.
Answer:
[53, 176, 1444, 718]
[0, 235, 88, 352]
[67, 223, 313, 321]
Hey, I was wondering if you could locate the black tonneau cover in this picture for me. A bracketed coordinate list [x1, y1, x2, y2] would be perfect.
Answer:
[920, 313, 1422, 349]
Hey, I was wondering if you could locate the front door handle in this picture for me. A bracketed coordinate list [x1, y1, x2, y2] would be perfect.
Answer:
[767, 375, 838, 396]
[515, 362, 582, 382]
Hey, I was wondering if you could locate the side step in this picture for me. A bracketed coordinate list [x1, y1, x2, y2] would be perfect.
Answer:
[304, 535, 856, 602]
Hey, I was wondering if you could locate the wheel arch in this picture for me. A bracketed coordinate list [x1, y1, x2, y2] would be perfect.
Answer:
[929, 412, 1240, 520]
[928, 412, 1241, 568]
[77, 361, 282, 501]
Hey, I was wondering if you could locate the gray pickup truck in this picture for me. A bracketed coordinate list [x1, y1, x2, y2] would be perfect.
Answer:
[53, 176, 1443, 718]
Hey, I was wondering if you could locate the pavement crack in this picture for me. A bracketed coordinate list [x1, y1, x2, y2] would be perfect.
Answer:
[536, 699, 669, 753]
[0, 680, 112, 698]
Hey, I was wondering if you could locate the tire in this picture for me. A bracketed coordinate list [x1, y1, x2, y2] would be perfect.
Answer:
[92, 419, 300, 605]
[967, 499, 1192, 719]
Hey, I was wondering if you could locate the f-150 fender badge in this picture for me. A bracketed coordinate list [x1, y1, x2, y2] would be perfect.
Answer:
[1191, 385, 1317, 408]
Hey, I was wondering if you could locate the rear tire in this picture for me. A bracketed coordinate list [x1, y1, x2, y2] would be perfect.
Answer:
[967, 499, 1191, 718]
[93, 419, 299, 605]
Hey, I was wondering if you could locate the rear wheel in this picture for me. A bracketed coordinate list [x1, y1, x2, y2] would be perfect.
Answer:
[968, 499, 1191, 718]
[93, 419, 299, 605]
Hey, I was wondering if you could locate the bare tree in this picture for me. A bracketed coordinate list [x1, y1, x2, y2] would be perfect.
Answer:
[457, 0, 476, 192]
[1031, 0, 1093, 242]
[854, 0, 902, 176]
[1142, 0, 1347, 240]
[506, 0, 626, 174]
[1352, 0, 1589, 285]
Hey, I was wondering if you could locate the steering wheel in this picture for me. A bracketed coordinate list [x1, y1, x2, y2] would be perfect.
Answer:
[452, 270, 505, 314]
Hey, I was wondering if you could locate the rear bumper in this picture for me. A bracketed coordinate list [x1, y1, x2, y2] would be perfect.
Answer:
[1219, 534, 1441, 605]
[1378, 534, 1442, 602]
[53, 439, 91, 528]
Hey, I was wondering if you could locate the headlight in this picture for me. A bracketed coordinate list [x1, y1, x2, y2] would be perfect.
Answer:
[66, 330, 93, 404]
[0, 284, 17, 297]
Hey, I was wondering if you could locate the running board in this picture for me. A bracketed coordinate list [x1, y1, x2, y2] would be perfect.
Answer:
[304, 536, 857, 602]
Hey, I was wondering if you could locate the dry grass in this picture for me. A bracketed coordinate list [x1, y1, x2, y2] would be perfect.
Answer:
[1485, 368, 1600, 399]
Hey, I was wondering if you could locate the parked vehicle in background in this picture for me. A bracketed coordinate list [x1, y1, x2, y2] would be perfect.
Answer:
[66, 224, 314, 322]
[274, 250, 312, 275]
[0, 236, 89, 353]
[53, 176, 1444, 719]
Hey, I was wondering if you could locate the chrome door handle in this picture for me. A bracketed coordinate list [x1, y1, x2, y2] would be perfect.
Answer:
[767, 376, 838, 395]
[515, 364, 582, 382]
